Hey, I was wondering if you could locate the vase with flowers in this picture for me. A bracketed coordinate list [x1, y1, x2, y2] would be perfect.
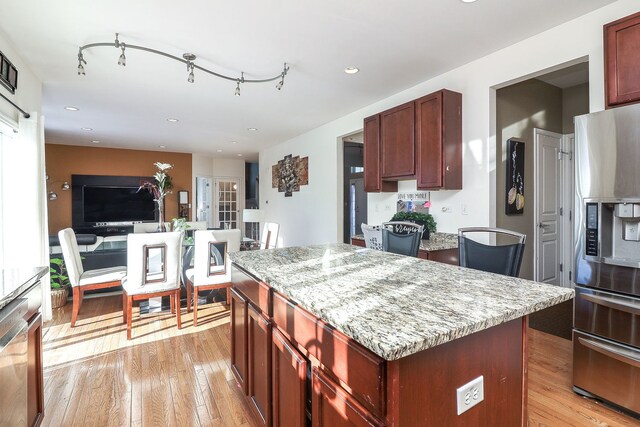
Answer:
[139, 162, 174, 231]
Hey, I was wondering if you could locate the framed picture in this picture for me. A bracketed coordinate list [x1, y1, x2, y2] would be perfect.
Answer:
[505, 138, 525, 215]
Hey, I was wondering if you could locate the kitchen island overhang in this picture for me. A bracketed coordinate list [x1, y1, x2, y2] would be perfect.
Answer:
[229, 244, 574, 426]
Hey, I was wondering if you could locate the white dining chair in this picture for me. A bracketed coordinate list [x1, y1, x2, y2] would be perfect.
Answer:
[185, 229, 241, 326]
[121, 231, 183, 339]
[58, 228, 126, 327]
[260, 222, 280, 249]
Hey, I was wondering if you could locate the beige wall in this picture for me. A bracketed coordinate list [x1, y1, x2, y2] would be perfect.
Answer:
[562, 83, 590, 134]
[496, 79, 563, 280]
[45, 144, 192, 234]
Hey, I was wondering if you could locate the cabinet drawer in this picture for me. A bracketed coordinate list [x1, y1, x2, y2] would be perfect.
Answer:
[273, 292, 386, 418]
[575, 286, 640, 347]
[232, 265, 271, 315]
[573, 330, 640, 414]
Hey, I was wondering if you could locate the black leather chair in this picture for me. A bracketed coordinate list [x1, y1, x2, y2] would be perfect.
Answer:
[458, 227, 526, 277]
[382, 222, 423, 257]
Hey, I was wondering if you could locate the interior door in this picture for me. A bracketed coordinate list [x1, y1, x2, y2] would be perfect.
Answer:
[534, 129, 562, 285]
[196, 176, 213, 228]
[214, 178, 240, 229]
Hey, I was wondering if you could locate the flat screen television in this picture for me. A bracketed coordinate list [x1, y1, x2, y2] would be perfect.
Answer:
[71, 175, 159, 228]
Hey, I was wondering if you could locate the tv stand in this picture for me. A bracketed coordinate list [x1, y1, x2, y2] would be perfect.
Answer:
[74, 225, 134, 237]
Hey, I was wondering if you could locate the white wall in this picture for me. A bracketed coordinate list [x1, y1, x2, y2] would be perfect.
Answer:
[260, 0, 638, 247]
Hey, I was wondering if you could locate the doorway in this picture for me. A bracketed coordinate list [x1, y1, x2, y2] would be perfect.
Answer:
[214, 178, 240, 229]
[343, 138, 366, 243]
[533, 129, 574, 287]
[195, 176, 213, 227]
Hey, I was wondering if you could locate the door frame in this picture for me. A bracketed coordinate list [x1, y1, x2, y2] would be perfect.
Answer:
[533, 128, 574, 287]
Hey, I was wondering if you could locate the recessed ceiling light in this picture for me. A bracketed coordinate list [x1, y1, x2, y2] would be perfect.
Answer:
[81, 127, 93, 131]
[460, 0, 477, 3]
[166, 118, 179, 123]
[91, 140, 100, 144]
[159, 145, 166, 148]
[231, 141, 238, 144]
[65, 106, 79, 111]
[217, 149, 223, 153]
[344, 67, 359, 74]
[247, 127, 258, 131]
[237, 154, 243, 157]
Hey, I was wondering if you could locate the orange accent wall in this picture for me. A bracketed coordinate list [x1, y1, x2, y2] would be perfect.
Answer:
[45, 144, 192, 235]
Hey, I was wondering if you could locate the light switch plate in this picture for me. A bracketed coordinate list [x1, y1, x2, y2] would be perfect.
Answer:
[456, 375, 484, 415]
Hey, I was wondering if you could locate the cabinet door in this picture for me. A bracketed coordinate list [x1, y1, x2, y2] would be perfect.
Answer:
[381, 102, 415, 178]
[248, 304, 272, 426]
[605, 12, 640, 108]
[364, 115, 397, 193]
[27, 313, 43, 427]
[230, 287, 248, 394]
[272, 327, 307, 427]
[311, 368, 383, 427]
[416, 90, 462, 190]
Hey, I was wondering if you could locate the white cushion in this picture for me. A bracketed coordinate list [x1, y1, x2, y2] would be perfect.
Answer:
[78, 266, 127, 287]
[121, 276, 180, 295]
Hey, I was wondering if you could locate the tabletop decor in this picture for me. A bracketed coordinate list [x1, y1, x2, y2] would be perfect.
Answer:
[49, 257, 70, 308]
[140, 162, 174, 231]
[271, 154, 308, 197]
[390, 211, 436, 240]
[506, 138, 525, 215]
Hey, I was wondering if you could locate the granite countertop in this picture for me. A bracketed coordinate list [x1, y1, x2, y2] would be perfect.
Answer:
[230, 244, 573, 361]
[0, 267, 49, 311]
[351, 231, 458, 251]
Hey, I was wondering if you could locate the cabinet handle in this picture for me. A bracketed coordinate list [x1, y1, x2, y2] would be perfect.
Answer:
[581, 293, 640, 316]
[578, 337, 640, 369]
[445, 165, 450, 172]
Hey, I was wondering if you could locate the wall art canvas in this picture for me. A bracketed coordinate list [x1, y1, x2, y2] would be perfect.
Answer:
[506, 138, 525, 215]
[272, 154, 309, 197]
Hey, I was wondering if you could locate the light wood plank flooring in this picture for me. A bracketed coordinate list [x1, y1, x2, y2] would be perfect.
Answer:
[41, 295, 639, 426]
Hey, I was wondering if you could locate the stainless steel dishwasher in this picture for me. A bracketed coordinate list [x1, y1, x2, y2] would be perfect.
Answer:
[0, 297, 28, 426]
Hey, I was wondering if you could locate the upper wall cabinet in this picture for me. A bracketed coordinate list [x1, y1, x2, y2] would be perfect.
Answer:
[363, 89, 462, 192]
[605, 11, 640, 108]
[415, 90, 462, 190]
[381, 101, 416, 179]
[364, 115, 398, 193]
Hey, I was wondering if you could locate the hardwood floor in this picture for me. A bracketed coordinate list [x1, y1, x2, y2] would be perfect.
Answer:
[41, 296, 639, 426]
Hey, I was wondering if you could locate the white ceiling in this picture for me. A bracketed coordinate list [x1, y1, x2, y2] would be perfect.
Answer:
[536, 62, 590, 89]
[0, 0, 614, 161]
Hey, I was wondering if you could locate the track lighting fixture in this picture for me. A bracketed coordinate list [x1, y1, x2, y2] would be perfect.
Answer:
[76, 33, 290, 96]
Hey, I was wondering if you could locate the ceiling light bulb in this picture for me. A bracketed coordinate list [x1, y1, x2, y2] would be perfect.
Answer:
[118, 43, 126, 66]
[247, 127, 257, 131]
[81, 127, 93, 131]
[166, 118, 179, 123]
[217, 149, 223, 153]
[231, 141, 238, 144]
[188, 70, 194, 83]
[237, 154, 243, 157]
[460, 0, 478, 2]
[91, 140, 100, 144]
[235, 81, 241, 96]
[344, 67, 359, 74]
[65, 106, 79, 111]
[159, 145, 166, 148]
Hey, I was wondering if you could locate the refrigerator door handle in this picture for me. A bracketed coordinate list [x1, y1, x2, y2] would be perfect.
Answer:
[578, 337, 640, 369]
[581, 293, 640, 316]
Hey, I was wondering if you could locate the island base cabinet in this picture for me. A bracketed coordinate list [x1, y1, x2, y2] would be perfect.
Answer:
[272, 327, 308, 427]
[27, 313, 43, 427]
[248, 304, 272, 426]
[312, 368, 384, 427]
[230, 288, 248, 394]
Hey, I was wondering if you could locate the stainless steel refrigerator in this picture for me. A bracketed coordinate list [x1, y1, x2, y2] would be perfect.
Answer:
[573, 103, 640, 417]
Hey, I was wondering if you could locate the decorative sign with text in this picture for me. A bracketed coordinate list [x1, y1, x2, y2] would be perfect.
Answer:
[397, 191, 430, 214]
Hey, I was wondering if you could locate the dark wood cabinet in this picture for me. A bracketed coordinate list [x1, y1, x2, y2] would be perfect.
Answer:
[248, 304, 272, 426]
[26, 313, 43, 427]
[272, 327, 308, 427]
[380, 101, 415, 179]
[605, 11, 640, 108]
[415, 89, 462, 190]
[230, 287, 248, 394]
[311, 368, 383, 427]
[364, 114, 397, 193]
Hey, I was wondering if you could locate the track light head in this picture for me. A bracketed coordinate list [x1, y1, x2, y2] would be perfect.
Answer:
[276, 79, 284, 90]
[48, 191, 58, 201]
[77, 50, 86, 76]
[118, 43, 126, 66]
[235, 80, 241, 96]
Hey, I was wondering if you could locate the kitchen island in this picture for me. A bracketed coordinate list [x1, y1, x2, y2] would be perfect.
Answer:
[229, 244, 573, 426]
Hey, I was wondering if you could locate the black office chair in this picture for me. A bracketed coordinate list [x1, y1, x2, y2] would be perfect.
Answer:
[382, 222, 423, 257]
[458, 227, 526, 277]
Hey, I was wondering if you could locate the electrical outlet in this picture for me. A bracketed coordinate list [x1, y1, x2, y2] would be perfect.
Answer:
[456, 375, 484, 415]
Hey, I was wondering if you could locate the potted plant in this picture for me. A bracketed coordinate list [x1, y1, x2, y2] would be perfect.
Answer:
[390, 211, 437, 240]
[139, 162, 174, 231]
[49, 257, 70, 309]
[171, 217, 193, 245]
